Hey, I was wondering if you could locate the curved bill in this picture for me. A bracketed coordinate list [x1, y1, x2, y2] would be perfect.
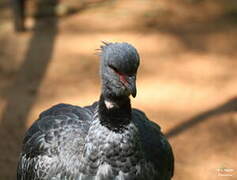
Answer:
[126, 76, 137, 98]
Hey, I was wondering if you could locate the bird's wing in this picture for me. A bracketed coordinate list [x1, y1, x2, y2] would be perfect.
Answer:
[17, 103, 97, 180]
[132, 109, 174, 179]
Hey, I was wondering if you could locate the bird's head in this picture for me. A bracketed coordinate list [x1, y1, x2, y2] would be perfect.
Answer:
[100, 42, 140, 99]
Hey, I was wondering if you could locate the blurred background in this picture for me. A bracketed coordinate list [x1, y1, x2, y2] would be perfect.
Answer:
[0, 0, 237, 179]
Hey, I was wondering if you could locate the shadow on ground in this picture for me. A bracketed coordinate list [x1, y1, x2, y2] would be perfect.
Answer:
[137, 2, 237, 56]
[166, 97, 237, 138]
[0, 1, 58, 178]
[0, 0, 237, 179]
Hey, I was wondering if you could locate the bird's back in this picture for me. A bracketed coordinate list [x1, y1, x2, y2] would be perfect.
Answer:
[17, 103, 97, 179]
[132, 109, 174, 180]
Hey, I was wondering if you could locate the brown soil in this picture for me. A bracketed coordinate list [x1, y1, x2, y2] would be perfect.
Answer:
[0, 0, 237, 179]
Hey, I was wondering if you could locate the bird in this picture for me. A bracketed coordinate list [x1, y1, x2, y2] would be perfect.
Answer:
[17, 42, 174, 180]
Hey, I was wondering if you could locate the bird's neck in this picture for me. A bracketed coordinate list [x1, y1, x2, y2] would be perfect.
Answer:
[98, 94, 132, 132]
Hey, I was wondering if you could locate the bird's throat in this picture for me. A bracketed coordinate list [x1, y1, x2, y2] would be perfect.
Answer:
[98, 94, 132, 132]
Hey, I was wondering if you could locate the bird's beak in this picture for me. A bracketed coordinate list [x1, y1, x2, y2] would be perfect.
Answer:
[126, 76, 137, 98]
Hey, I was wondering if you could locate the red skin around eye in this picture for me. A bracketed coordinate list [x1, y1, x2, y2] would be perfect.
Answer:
[115, 71, 128, 84]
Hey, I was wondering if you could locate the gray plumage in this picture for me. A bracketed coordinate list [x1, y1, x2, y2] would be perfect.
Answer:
[17, 42, 174, 180]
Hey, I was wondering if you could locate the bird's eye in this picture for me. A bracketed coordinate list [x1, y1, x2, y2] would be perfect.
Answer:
[109, 65, 119, 73]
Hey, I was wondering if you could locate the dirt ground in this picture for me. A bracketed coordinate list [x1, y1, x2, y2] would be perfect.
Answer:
[0, 0, 237, 179]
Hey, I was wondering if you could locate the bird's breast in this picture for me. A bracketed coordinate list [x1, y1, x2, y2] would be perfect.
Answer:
[79, 119, 147, 179]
